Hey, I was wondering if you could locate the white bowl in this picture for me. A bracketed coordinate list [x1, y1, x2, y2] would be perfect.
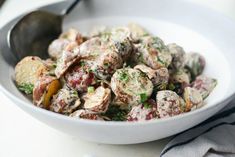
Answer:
[1, 0, 235, 144]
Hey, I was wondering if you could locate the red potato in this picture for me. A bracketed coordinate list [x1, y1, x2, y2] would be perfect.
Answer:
[59, 28, 85, 45]
[156, 90, 184, 118]
[108, 27, 133, 61]
[133, 36, 172, 69]
[111, 68, 153, 107]
[65, 64, 96, 92]
[127, 99, 158, 121]
[168, 69, 191, 95]
[50, 87, 81, 114]
[191, 75, 217, 99]
[127, 23, 149, 41]
[78, 37, 123, 80]
[33, 75, 61, 109]
[48, 39, 70, 60]
[83, 86, 111, 113]
[134, 64, 169, 90]
[54, 42, 80, 78]
[87, 48, 123, 80]
[70, 109, 104, 120]
[167, 43, 186, 69]
[184, 52, 206, 79]
[183, 87, 203, 112]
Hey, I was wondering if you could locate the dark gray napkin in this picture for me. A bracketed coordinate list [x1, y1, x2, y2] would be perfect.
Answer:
[161, 99, 235, 157]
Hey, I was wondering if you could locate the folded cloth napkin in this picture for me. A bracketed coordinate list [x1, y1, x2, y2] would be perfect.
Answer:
[160, 99, 235, 157]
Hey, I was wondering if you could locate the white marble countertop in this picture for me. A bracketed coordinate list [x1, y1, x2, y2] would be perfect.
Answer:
[0, 0, 235, 157]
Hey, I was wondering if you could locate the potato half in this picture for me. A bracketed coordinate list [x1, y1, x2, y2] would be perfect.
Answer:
[15, 56, 47, 86]
[33, 76, 61, 109]
[83, 86, 111, 113]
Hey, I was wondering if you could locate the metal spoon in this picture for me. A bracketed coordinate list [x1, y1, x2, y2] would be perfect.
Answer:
[8, 0, 80, 61]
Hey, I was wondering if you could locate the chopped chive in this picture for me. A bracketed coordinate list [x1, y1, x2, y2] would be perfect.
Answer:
[52, 63, 57, 68]
[18, 83, 34, 95]
[80, 61, 85, 67]
[103, 105, 128, 121]
[87, 86, 95, 93]
[157, 56, 166, 66]
[140, 93, 148, 103]
[168, 83, 175, 91]
[119, 71, 129, 82]
[103, 63, 109, 68]
[71, 90, 78, 97]
[144, 102, 151, 109]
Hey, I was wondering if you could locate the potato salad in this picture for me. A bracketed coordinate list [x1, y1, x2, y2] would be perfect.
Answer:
[14, 23, 217, 122]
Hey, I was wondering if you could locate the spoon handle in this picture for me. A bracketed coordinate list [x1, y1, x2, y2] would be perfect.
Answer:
[63, 0, 80, 15]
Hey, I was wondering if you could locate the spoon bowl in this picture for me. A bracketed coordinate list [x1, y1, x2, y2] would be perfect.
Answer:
[8, 0, 80, 61]
[9, 11, 62, 60]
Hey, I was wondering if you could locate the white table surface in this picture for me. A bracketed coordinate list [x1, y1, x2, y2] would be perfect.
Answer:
[0, 0, 235, 157]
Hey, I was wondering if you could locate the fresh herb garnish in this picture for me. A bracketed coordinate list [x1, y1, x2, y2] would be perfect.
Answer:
[80, 61, 85, 67]
[152, 37, 165, 51]
[103, 63, 109, 68]
[143, 102, 151, 109]
[168, 83, 175, 91]
[155, 82, 167, 91]
[119, 70, 129, 82]
[104, 105, 128, 121]
[171, 83, 183, 95]
[18, 83, 34, 95]
[70, 90, 78, 97]
[100, 32, 112, 41]
[140, 93, 148, 103]
[114, 42, 127, 53]
[52, 63, 57, 68]
[157, 56, 166, 66]
[142, 33, 149, 37]
[87, 86, 95, 93]
[139, 71, 147, 78]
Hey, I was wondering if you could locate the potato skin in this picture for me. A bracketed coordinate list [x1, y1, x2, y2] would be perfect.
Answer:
[183, 87, 203, 111]
[83, 86, 111, 113]
[156, 90, 184, 118]
[127, 23, 149, 41]
[48, 39, 70, 60]
[191, 75, 217, 99]
[184, 52, 206, 79]
[78, 37, 123, 80]
[15, 56, 47, 86]
[48, 28, 85, 60]
[59, 28, 85, 45]
[33, 75, 61, 109]
[108, 27, 133, 61]
[134, 36, 172, 69]
[168, 69, 190, 95]
[91, 27, 133, 61]
[111, 68, 153, 106]
[54, 42, 80, 78]
[167, 43, 186, 70]
[64, 64, 96, 92]
[88, 48, 123, 80]
[70, 109, 104, 120]
[134, 64, 169, 90]
[127, 99, 158, 121]
[134, 64, 157, 81]
[50, 87, 81, 114]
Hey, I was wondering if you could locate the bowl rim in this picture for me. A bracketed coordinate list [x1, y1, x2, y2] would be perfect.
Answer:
[1, 0, 235, 126]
